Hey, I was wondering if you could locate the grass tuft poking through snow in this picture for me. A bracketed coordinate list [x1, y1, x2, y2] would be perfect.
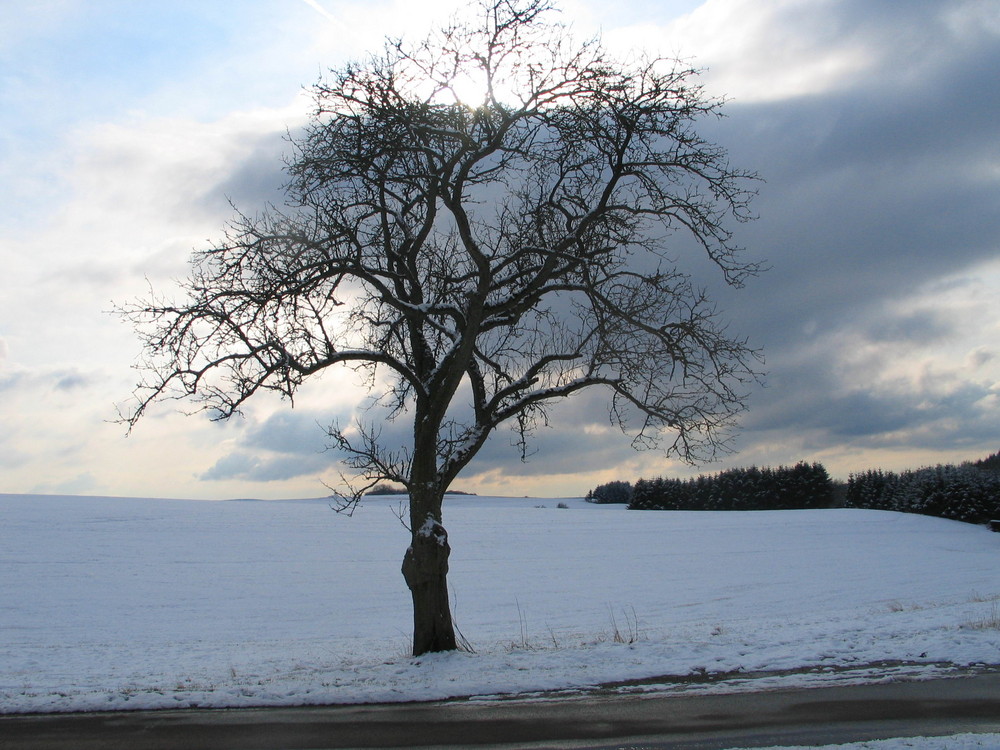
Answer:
[962, 602, 1000, 631]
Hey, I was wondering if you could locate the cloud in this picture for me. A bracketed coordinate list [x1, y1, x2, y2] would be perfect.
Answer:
[617, 0, 1000, 105]
[744, 376, 993, 443]
[456, 388, 684, 481]
[200, 451, 331, 483]
[3, 0, 999, 499]
[54, 372, 91, 391]
[242, 411, 336, 455]
[686, 3, 1000, 470]
[734, 265, 1000, 467]
[0, 365, 96, 394]
[863, 311, 954, 346]
[466, 426, 644, 478]
[966, 347, 996, 370]
[209, 133, 289, 212]
[200, 409, 345, 483]
[116, 0, 1000, 489]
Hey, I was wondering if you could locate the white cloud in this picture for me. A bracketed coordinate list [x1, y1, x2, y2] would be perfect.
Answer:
[598, 0, 874, 101]
[1, 101, 302, 375]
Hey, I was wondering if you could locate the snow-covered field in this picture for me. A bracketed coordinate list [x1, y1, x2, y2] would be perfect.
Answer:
[1, 493, 999, 714]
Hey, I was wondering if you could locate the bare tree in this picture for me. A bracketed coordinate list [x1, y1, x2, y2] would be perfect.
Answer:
[119, 0, 761, 656]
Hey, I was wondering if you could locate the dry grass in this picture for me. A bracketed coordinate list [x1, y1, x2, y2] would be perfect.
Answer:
[608, 605, 642, 644]
[969, 591, 1000, 603]
[963, 602, 1000, 631]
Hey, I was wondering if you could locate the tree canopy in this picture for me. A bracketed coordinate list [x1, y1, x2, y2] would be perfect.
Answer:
[120, 0, 761, 654]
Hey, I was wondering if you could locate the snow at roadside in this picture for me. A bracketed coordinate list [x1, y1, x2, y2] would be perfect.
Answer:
[731, 735, 1000, 749]
[1, 493, 998, 713]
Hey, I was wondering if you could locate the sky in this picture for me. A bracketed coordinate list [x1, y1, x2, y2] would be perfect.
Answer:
[1, 0, 998, 500]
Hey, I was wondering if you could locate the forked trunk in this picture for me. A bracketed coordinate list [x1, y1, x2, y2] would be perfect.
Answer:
[401, 514, 458, 655]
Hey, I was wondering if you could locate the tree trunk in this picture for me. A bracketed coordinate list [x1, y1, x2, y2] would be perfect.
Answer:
[401, 513, 458, 655]
[404, 396, 460, 656]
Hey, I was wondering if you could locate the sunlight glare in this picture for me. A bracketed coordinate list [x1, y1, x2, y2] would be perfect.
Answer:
[450, 70, 491, 107]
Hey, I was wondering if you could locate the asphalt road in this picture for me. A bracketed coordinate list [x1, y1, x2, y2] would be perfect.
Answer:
[2, 671, 999, 750]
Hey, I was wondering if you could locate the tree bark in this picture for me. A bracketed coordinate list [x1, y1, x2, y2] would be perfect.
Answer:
[401, 514, 458, 655]
[401, 388, 461, 655]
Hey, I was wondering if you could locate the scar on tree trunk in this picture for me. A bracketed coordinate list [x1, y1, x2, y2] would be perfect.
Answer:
[401, 517, 458, 655]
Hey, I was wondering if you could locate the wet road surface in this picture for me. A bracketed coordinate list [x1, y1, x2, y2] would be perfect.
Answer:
[2, 670, 999, 749]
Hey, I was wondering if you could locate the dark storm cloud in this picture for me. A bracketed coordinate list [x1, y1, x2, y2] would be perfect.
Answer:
[659, 0, 1000, 465]
[479, 0, 1000, 478]
[208, 131, 290, 214]
[739, 336, 999, 451]
[743, 376, 915, 439]
[713, 83, 999, 351]
[694, 0, 1000, 343]
[746, 376, 997, 448]
[864, 310, 955, 345]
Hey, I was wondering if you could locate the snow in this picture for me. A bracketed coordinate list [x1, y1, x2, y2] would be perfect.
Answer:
[1, 493, 999, 714]
[734, 736, 1000, 749]
[416, 513, 447, 544]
